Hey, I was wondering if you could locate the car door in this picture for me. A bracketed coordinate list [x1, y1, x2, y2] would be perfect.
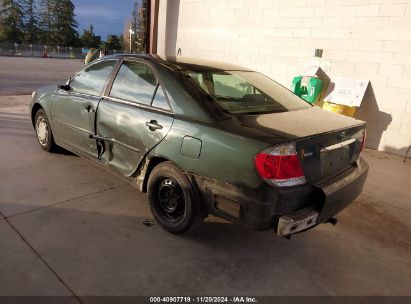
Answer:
[51, 60, 117, 158]
[95, 59, 174, 177]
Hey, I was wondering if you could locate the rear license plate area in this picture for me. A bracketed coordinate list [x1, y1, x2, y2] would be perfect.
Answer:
[321, 144, 351, 176]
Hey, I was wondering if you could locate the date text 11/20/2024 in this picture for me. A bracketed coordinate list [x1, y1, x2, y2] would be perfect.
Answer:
[149, 297, 258, 303]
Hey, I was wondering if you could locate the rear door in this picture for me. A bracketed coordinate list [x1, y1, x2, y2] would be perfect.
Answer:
[51, 60, 117, 157]
[95, 59, 173, 177]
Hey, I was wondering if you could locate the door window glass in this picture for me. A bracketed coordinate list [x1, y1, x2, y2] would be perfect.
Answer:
[70, 61, 116, 96]
[151, 86, 170, 110]
[110, 61, 158, 105]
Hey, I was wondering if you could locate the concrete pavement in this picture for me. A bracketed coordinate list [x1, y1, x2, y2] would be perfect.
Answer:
[0, 57, 84, 95]
[0, 95, 410, 298]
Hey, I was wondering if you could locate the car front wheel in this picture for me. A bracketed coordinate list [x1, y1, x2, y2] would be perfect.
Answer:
[35, 109, 56, 152]
[147, 162, 204, 234]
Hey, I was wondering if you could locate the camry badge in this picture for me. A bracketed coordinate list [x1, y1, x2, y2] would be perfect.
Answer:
[338, 131, 346, 141]
[304, 152, 314, 158]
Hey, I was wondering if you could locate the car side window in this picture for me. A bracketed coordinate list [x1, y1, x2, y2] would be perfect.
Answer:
[151, 85, 170, 110]
[110, 61, 158, 105]
[69, 61, 116, 96]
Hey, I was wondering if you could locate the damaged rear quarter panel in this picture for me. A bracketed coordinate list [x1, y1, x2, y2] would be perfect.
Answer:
[148, 118, 270, 190]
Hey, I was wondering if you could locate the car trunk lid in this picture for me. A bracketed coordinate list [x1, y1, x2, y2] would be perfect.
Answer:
[238, 106, 366, 183]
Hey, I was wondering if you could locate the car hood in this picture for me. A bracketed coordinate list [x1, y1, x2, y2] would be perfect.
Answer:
[236, 106, 365, 140]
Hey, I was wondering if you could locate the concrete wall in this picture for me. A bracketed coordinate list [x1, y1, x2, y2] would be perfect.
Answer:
[157, 0, 411, 156]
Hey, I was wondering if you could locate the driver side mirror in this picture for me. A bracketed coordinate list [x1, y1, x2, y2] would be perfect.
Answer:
[58, 84, 71, 91]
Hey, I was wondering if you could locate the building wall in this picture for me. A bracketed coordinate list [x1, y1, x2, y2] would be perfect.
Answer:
[157, 0, 411, 155]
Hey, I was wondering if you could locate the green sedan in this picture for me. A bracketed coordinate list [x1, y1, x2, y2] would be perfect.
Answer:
[30, 54, 368, 237]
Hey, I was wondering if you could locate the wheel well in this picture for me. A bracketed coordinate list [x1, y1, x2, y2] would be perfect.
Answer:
[142, 156, 169, 193]
[31, 103, 43, 127]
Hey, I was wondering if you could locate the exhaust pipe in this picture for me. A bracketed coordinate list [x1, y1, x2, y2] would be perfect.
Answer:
[327, 217, 338, 225]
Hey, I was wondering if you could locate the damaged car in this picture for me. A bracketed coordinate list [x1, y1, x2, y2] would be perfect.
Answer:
[30, 54, 368, 237]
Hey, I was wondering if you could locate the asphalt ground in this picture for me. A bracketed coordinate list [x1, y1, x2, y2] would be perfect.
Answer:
[0, 57, 410, 300]
[0, 56, 84, 95]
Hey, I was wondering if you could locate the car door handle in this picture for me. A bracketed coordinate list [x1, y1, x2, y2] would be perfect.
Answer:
[145, 120, 163, 131]
[86, 104, 95, 112]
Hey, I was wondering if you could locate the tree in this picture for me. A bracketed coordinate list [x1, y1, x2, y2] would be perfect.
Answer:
[53, 0, 78, 46]
[136, 0, 148, 51]
[38, 0, 78, 46]
[118, 34, 124, 50]
[39, 0, 56, 45]
[80, 24, 101, 49]
[0, 0, 25, 43]
[21, 0, 38, 44]
[38, 0, 55, 44]
[130, 0, 148, 52]
[104, 34, 122, 51]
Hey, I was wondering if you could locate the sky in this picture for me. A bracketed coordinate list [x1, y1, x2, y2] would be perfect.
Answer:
[72, 0, 138, 39]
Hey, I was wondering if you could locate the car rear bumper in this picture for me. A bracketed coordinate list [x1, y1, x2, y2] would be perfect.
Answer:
[194, 157, 369, 235]
[314, 158, 369, 224]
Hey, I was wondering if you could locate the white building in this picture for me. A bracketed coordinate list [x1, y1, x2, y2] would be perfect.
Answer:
[153, 0, 411, 156]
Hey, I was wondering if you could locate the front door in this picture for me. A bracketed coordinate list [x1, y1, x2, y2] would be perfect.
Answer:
[95, 60, 174, 177]
[51, 60, 117, 157]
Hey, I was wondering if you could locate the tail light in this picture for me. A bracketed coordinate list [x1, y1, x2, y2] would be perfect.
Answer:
[359, 129, 366, 153]
[254, 143, 306, 187]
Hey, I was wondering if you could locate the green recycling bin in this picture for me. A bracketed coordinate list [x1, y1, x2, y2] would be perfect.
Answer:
[291, 76, 323, 103]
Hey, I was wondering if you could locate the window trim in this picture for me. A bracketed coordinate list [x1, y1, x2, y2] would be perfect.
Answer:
[104, 58, 173, 113]
[101, 95, 174, 116]
[63, 59, 119, 98]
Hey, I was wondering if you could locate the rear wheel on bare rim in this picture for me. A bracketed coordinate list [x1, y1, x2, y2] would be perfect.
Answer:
[148, 162, 204, 234]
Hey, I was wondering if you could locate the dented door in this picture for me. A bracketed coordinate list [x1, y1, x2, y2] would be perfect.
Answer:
[95, 99, 173, 176]
[95, 60, 173, 177]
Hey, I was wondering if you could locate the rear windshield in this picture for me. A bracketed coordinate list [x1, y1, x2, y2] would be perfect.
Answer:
[185, 70, 310, 114]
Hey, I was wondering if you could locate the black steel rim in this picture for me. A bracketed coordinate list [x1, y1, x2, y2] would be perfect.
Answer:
[156, 177, 185, 222]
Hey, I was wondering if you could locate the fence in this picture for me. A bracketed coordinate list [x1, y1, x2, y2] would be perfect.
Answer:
[0, 42, 85, 59]
[0, 43, 123, 59]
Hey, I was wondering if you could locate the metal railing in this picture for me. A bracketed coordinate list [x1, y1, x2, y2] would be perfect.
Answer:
[0, 43, 85, 59]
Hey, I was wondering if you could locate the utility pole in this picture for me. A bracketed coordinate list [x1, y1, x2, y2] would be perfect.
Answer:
[129, 25, 134, 53]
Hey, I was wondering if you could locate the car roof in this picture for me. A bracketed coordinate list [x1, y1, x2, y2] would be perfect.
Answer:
[102, 54, 253, 72]
[158, 55, 253, 71]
